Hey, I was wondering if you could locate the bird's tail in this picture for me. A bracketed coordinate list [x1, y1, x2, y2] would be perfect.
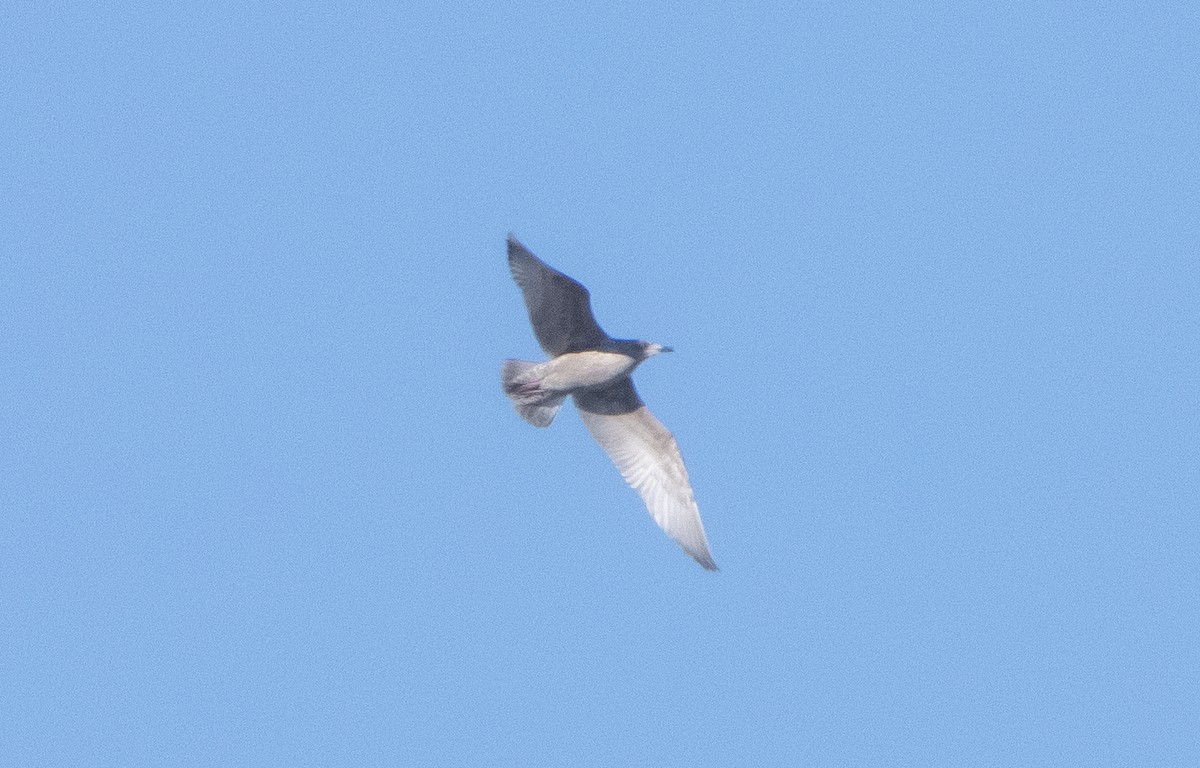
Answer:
[501, 359, 565, 427]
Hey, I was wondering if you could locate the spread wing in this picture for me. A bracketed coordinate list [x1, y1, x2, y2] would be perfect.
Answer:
[574, 379, 718, 570]
[507, 234, 609, 356]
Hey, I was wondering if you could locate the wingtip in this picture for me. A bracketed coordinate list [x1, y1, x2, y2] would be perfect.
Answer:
[507, 234, 535, 262]
[689, 548, 719, 571]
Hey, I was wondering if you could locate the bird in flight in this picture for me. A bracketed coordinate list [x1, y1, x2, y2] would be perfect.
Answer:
[501, 234, 717, 570]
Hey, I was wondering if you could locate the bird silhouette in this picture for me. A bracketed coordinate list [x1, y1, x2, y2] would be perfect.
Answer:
[501, 235, 717, 570]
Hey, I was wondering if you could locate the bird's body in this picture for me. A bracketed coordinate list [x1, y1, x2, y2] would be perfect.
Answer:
[523, 347, 647, 393]
[501, 234, 717, 570]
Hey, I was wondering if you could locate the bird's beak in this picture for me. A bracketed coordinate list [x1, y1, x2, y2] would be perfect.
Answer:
[658, 345, 674, 354]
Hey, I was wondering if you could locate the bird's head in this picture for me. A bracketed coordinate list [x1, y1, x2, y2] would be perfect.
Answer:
[607, 339, 673, 360]
[640, 341, 673, 358]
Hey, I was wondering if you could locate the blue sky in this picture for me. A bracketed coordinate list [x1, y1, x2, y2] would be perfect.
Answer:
[3, 2, 1198, 765]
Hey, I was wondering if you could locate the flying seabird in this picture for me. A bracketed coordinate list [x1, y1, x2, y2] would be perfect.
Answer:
[501, 234, 718, 570]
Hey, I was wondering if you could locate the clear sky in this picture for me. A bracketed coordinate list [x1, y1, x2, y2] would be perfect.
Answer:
[3, 2, 1198, 766]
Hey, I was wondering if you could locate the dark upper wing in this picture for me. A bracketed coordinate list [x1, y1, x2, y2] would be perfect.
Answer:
[507, 234, 609, 356]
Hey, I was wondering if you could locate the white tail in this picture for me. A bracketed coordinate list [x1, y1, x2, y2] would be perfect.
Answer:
[501, 359, 565, 427]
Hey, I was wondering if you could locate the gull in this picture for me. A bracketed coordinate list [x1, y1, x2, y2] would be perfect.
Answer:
[501, 234, 717, 570]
